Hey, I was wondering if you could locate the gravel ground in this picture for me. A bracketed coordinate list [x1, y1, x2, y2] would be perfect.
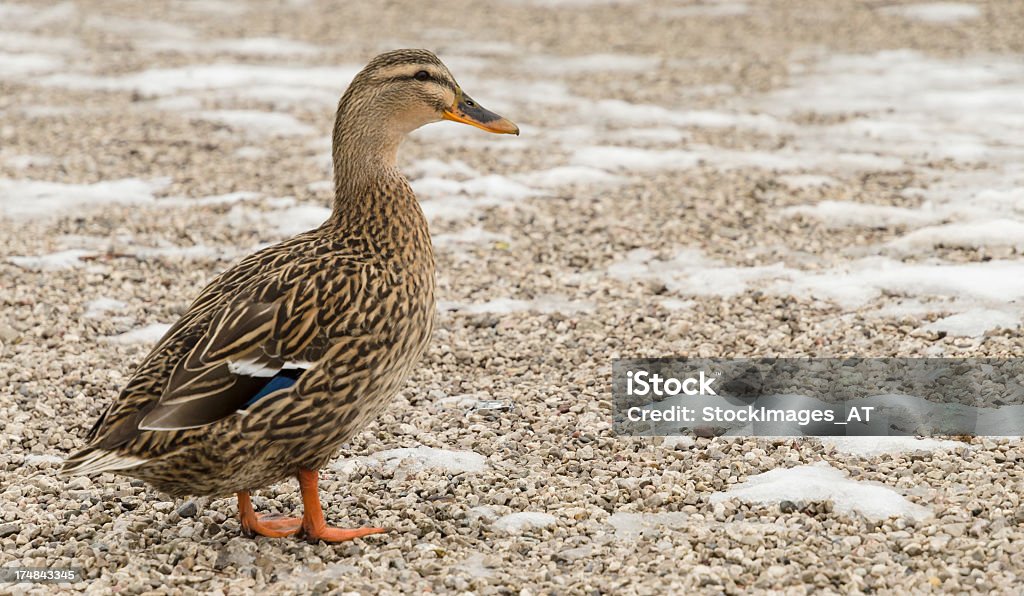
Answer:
[3, 0, 1024, 593]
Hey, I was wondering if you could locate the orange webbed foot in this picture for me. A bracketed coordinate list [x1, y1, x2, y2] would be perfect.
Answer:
[242, 515, 303, 538]
[237, 491, 301, 539]
[300, 524, 386, 543]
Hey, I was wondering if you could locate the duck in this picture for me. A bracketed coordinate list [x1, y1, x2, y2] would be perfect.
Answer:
[61, 49, 518, 543]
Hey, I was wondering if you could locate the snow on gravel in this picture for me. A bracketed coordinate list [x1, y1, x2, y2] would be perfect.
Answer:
[607, 512, 690, 539]
[194, 110, 316, 137]
[710, 462, 933, 521]
[492, 512, 558, 533]
[441, 295, 595, 315]
[821, 437, 965, 457]
[0, 177, 170, 219]
[919, 309, 1021, 338]
[881, 2, 981, 23]
[7, 249, 94, 271]
[332, 447, 488, 475]
[103, 323, 173, 345]
[83, 298, 128, 319]
[41, 63, 361, 103]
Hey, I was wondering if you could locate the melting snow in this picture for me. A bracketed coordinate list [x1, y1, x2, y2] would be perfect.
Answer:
[432, 226, 509, 246]
[710, 462, 932, 521]
[8, 249, 93, 271]
[0, 51, 62, 77]
[881, 2, 981, 23]
[919, 309, 1020, 338]
[444, 295, 594, 315]
[607, 512, 690, 539]
[41, 63, 360, 103]
[492, 512, 558, 533]
[0, 177, 170, 219]
[333, 447, 487, 475]
[516, 166, 626, 188]
[195, 110, 315, 137]
[83, 298, 127, 319]
[888, 220, 1024, 251]
[105, 323, 172, 345]
[821, 436, 964, 457]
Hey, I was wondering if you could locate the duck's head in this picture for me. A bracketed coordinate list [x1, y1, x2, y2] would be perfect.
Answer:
[336, 49, 519, 141]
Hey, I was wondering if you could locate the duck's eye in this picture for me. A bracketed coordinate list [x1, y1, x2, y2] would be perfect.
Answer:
[414, 70, 431, 82]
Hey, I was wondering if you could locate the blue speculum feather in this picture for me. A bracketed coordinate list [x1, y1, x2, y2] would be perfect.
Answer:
[242, 369, 303, 408]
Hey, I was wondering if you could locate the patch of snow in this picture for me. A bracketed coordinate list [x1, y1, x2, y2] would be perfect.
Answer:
[0, 31, 79, 53]
[821, 436, 964, 457]
[8, 249, 94, 271]
[432, 226, 509, 246]
[3, 154, 54, 169]
[195, 110, 315, 137]
[414, 174, 538, 221]
[516, 166, 626, 188]
[84, 297, 127, 319]
[0, 52, 62, 77]
[882, 2, 981, 23]
[889, 220, 1024, 251]
[572, 146, 700, 172]
[710, 462, 932, 521]
[234, 146, 268, 160]
[783, 200, 935, 229]
[660, 436, 696, 449]
[608, 248, 789, 297]
[41, 63, 360, 103]
[772, 257, 1024, 308]
[919, 309, 1020, 338]
[270, 205, 332, 236]
[105, 323, 172, 345]
[130, 244, 229, 261]
[520, 53, 659, 74]
[0, 2, 75, 28]
[407, 159, 478, 180]
[0, 177, 170, 219]
[493, 512, 557, 533]
[85, 16, 195, 40]
[459, 553, 494, 578]
[605, 127, 690, 145]
[447, 295, 594, 315]
[333, 447, 487, 475]
[24, 454, 64, 466]
[152, 37, 320, 56]
[607, 512, 690, 539]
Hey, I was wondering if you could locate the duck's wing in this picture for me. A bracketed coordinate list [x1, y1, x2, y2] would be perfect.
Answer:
[86, 243, 375, 450]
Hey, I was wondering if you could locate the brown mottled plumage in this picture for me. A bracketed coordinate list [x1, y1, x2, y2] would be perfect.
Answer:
[62, 49, 518, 542]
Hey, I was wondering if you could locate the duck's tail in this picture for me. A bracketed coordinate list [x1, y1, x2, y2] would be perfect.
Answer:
[60, 446, 148, 477]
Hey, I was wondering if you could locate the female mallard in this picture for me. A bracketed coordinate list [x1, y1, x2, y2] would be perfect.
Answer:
[62, 49, 518, 542]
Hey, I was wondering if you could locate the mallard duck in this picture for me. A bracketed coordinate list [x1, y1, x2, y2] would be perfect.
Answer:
[62, 49, 518, 542]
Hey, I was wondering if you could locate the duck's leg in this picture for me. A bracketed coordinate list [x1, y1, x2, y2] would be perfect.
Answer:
[237, 491, 302, 538]
[297, 468, 386, 543]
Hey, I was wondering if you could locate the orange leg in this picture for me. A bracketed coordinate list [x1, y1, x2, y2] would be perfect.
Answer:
[237, 490, 302, 538]
[297, 468, 386, 543]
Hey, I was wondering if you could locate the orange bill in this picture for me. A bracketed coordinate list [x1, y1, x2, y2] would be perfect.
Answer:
[442, 91, 519, 135]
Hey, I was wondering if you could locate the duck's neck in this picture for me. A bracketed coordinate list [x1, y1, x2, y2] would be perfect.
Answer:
[329, 107, 406, 221]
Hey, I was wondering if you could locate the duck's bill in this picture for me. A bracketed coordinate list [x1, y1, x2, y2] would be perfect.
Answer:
[442, 94, 519, 135]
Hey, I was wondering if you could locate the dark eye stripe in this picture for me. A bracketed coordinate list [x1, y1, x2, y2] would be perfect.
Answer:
[391, 72, 457, 93]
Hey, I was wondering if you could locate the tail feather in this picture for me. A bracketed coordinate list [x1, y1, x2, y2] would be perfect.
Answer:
[61, 448, 148, 477]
